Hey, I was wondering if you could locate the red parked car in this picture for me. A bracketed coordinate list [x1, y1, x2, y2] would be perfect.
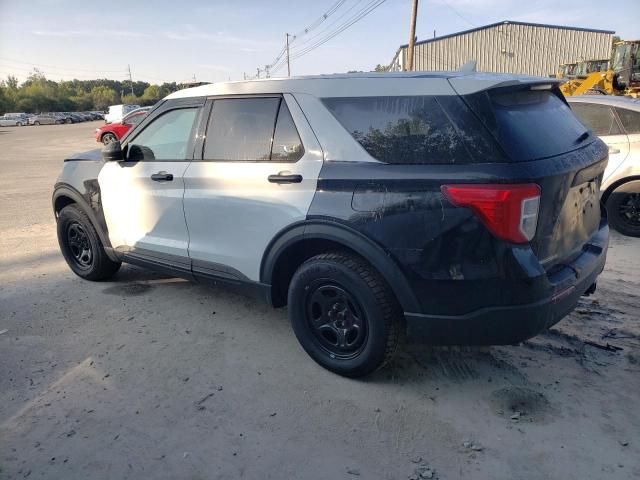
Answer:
[95, 107, 150, 145]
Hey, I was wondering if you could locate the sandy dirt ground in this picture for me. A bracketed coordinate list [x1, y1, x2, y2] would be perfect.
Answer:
[0, 123, 639, 480]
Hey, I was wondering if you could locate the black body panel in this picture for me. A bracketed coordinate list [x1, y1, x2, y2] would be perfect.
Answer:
[52, 153, 116, 260]
[307, 138, 609, 343]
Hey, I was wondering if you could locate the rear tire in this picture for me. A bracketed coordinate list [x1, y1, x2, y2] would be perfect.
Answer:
[34, 121, 40, 126]
[607, 190, 640, 237]
[57, 204, 121, 280]
[288, 251, 403, 377]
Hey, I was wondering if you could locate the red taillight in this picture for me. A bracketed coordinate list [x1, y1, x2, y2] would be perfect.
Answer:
[441, 184, 541, 243]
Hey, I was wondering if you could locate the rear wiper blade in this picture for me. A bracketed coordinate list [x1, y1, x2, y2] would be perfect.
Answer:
[576, 131, 590, 143]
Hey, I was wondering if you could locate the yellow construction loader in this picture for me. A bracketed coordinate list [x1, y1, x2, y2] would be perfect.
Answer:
[560, 40, 639, 97]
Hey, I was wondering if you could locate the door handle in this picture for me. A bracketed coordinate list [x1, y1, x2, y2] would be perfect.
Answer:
[268, 173, 303, 184]
[151, 172, 173, 182]
[608, 147, 621, 154]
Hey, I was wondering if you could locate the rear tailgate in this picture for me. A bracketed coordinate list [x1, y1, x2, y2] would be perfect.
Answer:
[449, 75, 608, 269]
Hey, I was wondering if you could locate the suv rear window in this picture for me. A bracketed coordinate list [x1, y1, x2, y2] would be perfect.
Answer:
[322, 96, 503, 164]
[465, 88, 591, 161]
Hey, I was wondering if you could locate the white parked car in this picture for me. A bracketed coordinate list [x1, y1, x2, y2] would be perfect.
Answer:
[0, 114, 27, 126]
[569, 96, 640, 236]
[104, 104, 141, 124]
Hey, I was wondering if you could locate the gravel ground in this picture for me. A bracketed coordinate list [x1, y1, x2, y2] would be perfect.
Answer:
[0, 122, 639, 480]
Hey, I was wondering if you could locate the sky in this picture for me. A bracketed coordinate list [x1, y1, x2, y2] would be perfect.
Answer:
[0, 0, 637, 85]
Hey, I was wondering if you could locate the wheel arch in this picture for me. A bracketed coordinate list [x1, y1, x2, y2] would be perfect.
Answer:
[602, 176, 640, 204]
[260, 220, 420, 313]
[53, 184, 118, 261]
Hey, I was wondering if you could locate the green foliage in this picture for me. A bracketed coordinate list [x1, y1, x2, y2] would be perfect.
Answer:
[91, 86, 120, 110]
[0, 73, 179, 114]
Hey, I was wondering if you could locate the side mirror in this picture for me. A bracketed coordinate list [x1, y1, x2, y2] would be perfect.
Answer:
[102, 140, 124, 161]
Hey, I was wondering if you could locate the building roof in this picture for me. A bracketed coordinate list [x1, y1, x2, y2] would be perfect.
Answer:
[399, 20, 615, 49]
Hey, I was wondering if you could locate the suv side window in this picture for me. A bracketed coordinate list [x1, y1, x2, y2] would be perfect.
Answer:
[127, 108, 198, 161]
[204, 98, 279, 161]
[615, 107, 640, 134]
[203, 97, 304, 162]
[571, 103, 623, 136]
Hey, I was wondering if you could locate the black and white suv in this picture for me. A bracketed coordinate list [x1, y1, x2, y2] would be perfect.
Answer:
[53, 72, 609, 377]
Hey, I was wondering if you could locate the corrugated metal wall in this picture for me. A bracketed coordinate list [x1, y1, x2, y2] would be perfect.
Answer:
[390, 22, 613, 76]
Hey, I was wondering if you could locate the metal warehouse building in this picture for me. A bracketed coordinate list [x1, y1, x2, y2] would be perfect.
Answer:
[389, 20, 614, 77]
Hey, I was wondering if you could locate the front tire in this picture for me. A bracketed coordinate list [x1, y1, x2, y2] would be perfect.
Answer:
[57, 204, 121, 280]
[288, 251, 403, 377]
[101, 132, 117, 145]
[607, 190, 640, 237]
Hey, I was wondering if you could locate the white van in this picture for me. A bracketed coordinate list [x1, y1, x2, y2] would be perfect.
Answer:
[104, 104, 140, 124]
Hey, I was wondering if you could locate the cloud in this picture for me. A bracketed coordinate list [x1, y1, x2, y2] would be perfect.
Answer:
[195, 63, 233, 73]
[32, 29, 150, 38]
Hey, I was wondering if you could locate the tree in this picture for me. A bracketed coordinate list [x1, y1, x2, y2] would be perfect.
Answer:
[141, 84, 162, 105]
[121, 93, 141, 105]
[91, 86, 120, 110]
[373, 64, 389, 72]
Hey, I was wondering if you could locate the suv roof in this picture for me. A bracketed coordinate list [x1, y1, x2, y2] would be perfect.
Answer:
[166, 72, 559, 100]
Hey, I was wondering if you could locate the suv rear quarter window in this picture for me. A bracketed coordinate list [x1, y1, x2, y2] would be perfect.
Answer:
[323, 95, 509, 164]
[570, 103, 623, 136]
[615, 107, 640, 134]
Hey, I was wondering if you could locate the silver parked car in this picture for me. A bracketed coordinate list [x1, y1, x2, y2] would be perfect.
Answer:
[569, 96, 640, 237]
[29, 113, 64, 125]
[0, 114, 28, 126]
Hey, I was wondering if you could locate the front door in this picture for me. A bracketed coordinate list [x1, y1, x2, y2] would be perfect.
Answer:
[99, 104, 201, 260]
[183, 94, 323, 281]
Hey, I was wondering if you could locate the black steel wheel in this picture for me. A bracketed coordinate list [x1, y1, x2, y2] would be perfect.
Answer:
[607, 189, 640, 237]
[66, 222, 93, 269]
[288, 251, 403, 377]
[306, 282, 368, 360]
[57, 204, 121, 280]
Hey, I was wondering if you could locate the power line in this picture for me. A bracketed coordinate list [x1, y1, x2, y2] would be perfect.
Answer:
[274, 0, 389, 68]
[258, 1, 350, 78]
[269, 0, 385, 74]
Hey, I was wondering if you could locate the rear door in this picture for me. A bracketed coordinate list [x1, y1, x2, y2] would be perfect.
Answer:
[183, 94, 323, 281]
[570, 102, 629, 181]
[99, 100, 202, 261]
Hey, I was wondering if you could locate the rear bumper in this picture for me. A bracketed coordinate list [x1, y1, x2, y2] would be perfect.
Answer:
[405, 220, 609, 345]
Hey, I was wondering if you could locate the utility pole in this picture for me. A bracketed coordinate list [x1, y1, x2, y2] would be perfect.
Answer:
[406, 0, 419, 71]
[265, 64, 270, 78]
[243, 72, 247, 80]
[127, 64, 134, 96]
[256, 67, 261, 79]
[285, 33, 291, 77]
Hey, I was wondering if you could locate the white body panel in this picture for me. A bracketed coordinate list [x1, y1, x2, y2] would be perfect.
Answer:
[182, 95, 323, 280]
[98, 161, 190, 257]
[599, 134, 630, 182]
